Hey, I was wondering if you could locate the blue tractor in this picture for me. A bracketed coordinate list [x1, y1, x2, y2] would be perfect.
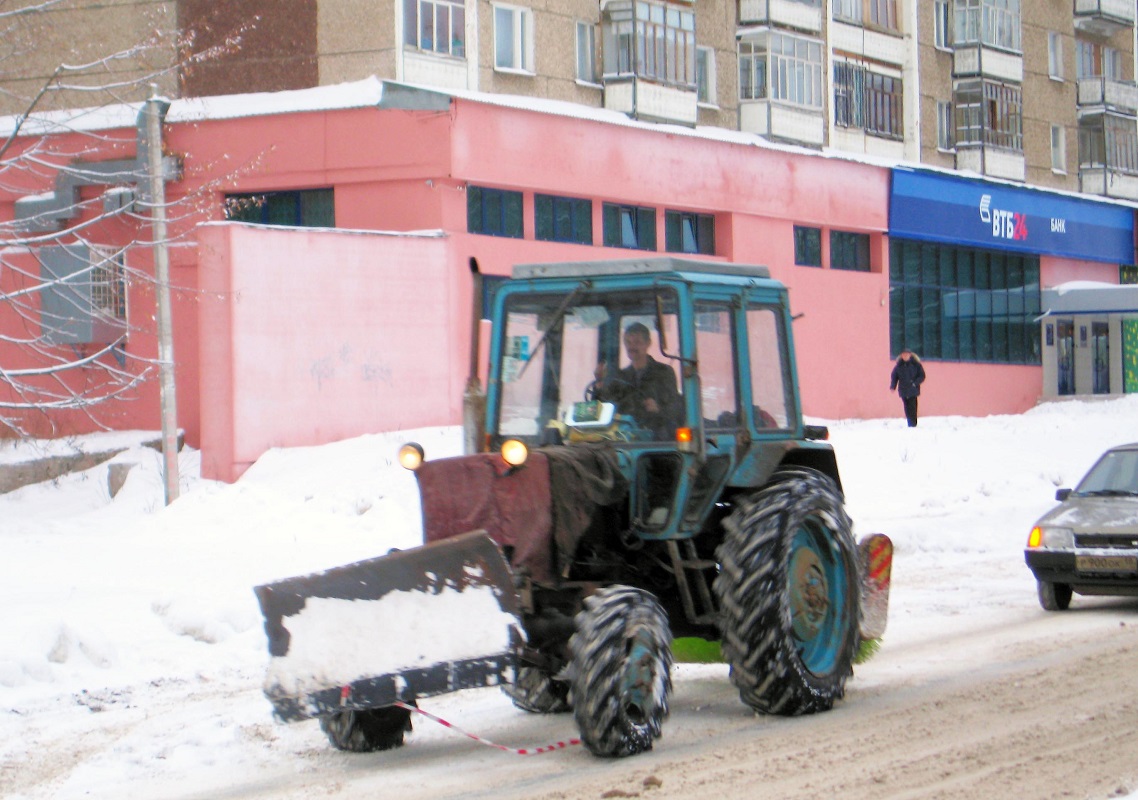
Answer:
[256, 257, 891, 758]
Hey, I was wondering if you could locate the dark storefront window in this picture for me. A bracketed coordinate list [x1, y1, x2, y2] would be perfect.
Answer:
[535, 194, 592, 244]
[794, 225, 822, 266]
[225, 189, 334, 227]
[831, 230, 871, 271]
[665, 210, 715, 254]
[468, 186, 524, 238]
[889, 239, 1040, 364]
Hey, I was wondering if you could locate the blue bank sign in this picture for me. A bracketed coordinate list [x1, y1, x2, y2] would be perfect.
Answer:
[890, 168, 1135, 264]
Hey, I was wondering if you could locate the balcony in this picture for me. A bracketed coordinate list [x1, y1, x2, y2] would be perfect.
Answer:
[955, 145, 1025, 182]
[738, 0, 821, 33]
[739, 99, 825, 147]
[830, 19, 904, 67]
[952, 45, 1022, 83]
[402, 50, 469, 91]
[1077, 77, 1138, 117]
[604, 76, 698, 126]
[1080, 167, 1138, 200]
[1074, 0, 1135, 37]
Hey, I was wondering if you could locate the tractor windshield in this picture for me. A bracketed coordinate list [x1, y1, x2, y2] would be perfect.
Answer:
[496, 287, 683, 443]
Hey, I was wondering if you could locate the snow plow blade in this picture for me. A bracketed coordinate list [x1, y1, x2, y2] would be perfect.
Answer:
[858, 533, 893, 641]
[254, 530, 523, 723]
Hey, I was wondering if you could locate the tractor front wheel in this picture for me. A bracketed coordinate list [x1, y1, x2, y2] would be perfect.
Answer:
[320, 705, 413, 752]
[568, 586, 673, 757]
[714, 467, 860, 716]
[503, 666, 572, 714]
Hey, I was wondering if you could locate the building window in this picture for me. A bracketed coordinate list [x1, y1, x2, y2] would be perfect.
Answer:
[576, 21, 596, 82]
[831, 231, 871, 271]
[739, 40, 767, 100]
[1077, 40, 1121, 80]
[1079, 115, 1138, 175]
[535, 194, 592, 244]
[696, 46, 715, 104]
[602, 1, 695, 86]
[834, 0, 896, 29]
[834, 0, 862, 24]
[39, 244, 128, 345]
[404, 0, 466, 58]
[953, 0, 1020, 53]
[1051, 125, 1066, 172]
[740, 32, 822, 108]
[665, 210, 715, 255]
[224, 189, 335, 227]
[954, 80, 1022, 151]
[603, 203, 656, 250]
[934, 1, 952, 48]
[1048, 32, 1063, 80]
[937, 101, 955, 150]
[889, 238, 1041, 365]
[834, 62, 902, 139]
[494, 4, 533, 72]
[468, 186, 523, 238]
[868, 0, 897, 30]
[794, 226, 821, 267]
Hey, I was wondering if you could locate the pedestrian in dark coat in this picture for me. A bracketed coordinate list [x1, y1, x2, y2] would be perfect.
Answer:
[890, 347, 926, 427]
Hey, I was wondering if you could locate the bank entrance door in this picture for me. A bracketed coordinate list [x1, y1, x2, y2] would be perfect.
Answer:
[1057, 320, 1075, 396]
[1092, 322, 1110, 394]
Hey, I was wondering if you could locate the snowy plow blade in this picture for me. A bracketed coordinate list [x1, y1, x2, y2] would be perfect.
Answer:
[254, 530, 523, 722]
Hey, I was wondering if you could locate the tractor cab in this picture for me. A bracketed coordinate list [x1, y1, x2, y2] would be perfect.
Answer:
[485, 257, 821, 541]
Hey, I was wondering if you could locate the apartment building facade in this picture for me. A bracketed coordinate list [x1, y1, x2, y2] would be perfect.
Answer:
[7, 1, 1134, 199]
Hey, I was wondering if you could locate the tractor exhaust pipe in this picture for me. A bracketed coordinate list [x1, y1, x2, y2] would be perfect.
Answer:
[463, 257, 487, 454]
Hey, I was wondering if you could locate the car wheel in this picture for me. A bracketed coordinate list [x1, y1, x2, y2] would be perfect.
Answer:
[1037, 580, 1072, 611]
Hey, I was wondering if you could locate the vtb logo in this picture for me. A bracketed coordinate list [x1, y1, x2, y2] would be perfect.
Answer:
[979, 193, 1028, 240]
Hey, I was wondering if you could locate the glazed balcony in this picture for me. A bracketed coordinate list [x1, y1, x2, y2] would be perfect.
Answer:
[1074, 0, 1135, 37]
[604, 76, 699, 126]
[737, 0, 821, 33]
[1077, 77, 1138, 117]
[739, 99, 825, 147]
[955, 145, 1025, 182]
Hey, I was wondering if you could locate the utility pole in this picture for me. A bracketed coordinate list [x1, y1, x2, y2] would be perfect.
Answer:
[145, 86, 179, 504]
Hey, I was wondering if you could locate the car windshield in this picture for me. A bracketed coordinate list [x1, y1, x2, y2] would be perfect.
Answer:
[495, 286, 682, 443]
[1075, 449, 1138, 496]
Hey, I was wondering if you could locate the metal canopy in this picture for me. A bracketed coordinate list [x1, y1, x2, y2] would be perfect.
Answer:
[1041, 283, 1138, 317]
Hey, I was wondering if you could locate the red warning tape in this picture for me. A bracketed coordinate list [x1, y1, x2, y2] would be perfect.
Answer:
[394, 700, 581, 755]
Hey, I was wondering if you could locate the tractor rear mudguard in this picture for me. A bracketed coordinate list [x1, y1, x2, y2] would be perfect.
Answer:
[254, 530, 524, 722]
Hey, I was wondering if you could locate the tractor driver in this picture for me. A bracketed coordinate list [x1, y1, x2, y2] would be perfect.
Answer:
[590, 322, 681, 439]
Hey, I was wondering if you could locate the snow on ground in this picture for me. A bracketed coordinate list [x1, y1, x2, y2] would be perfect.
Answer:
[2, 398, 1138, 798]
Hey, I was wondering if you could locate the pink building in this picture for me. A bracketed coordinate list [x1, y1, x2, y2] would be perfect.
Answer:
[0, 79, 1132, 480]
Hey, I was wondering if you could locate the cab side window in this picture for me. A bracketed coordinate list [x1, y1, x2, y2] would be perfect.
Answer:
[696, 303, 738, 430]
[746, 305, 792, 430]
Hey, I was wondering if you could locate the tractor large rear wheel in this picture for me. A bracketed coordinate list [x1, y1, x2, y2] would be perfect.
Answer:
[567, 586, 673, 757]
[714, 467, 859, 715]
[319, 705, 413, 752]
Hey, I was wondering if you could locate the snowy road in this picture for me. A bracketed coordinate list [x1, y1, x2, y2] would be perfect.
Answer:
[4, 401, 1138, 799]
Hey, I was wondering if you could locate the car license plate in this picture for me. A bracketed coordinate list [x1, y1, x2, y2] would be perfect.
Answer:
[1076, 555, 1138, 573]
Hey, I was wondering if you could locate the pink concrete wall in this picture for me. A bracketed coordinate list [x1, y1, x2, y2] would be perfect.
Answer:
[1041, 255, 1119, 287]
[197, 223, 463, 481]
[3, 91, 1126, 468]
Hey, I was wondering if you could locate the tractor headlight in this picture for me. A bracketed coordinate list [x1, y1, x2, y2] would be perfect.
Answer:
[1027, 525, 1074, 549]
[500, 439, 528, 467]
[398, 442, 425, 471]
